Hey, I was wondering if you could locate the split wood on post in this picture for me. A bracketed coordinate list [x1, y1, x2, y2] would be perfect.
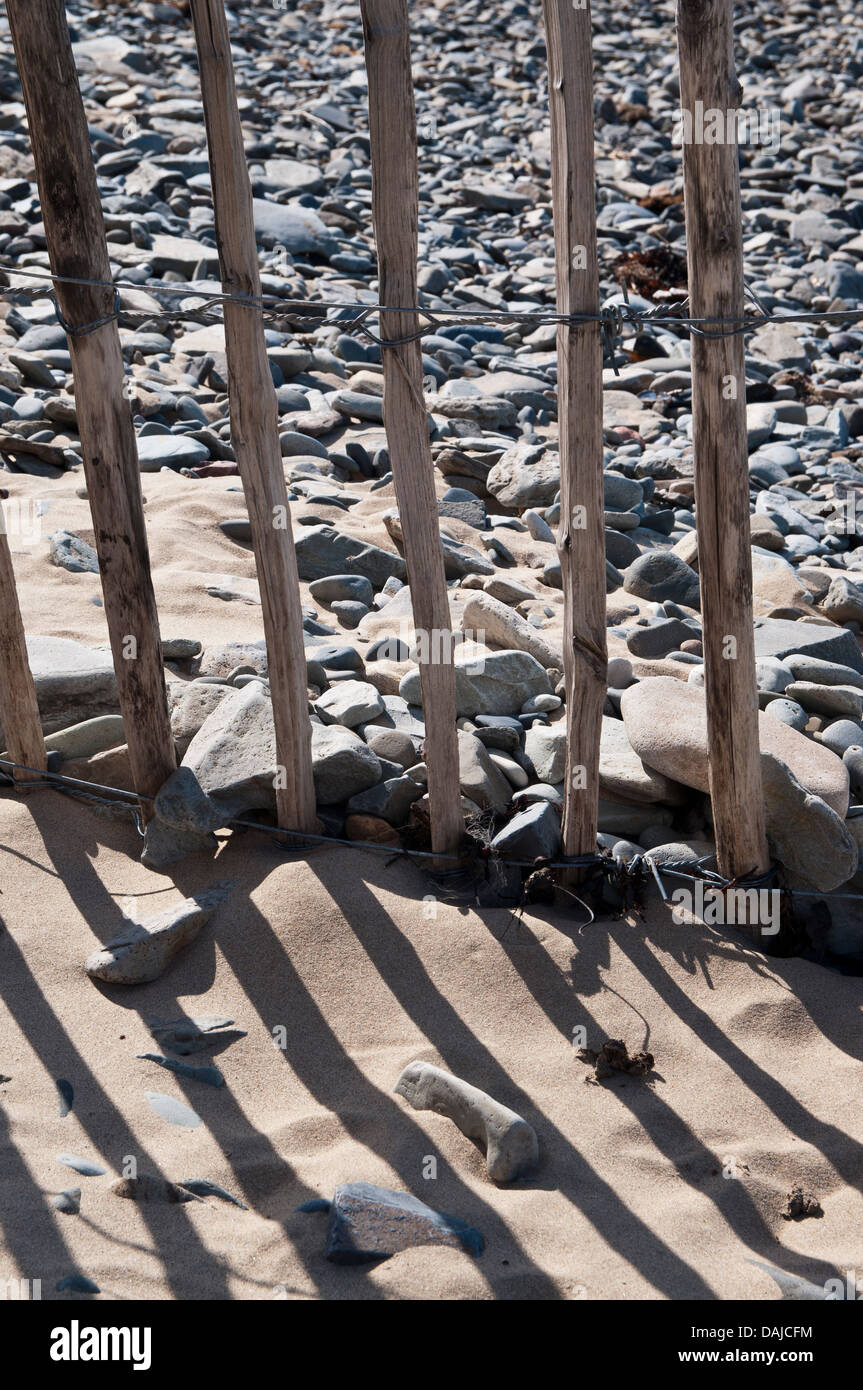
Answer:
[189, 0, 316, 833]
[6, 0, 176, 814]
[542, 0, 608, 881]
[360, 0, 462, 856]
[0, 499, 45, 783]
[677, 0, 770, 882]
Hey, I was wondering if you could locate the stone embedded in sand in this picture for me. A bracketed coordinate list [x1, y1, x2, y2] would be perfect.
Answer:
[57, 1154, 106, 1177]
[621, 677, 849, 816]
[4, 637, 118, 740]
[51, 1188, 81, 1215]
[322, 1181, 484, 1264]
[111, 1174, 195, 1204]
[178, 1178, 248, 1209]
[395, 1060, 539, 1183]
[137, 1053, 224, 1088]
[146, 1015, 245, 1056]
[84, 882, 232, 985]
[146, 1092, 202, 1129]
[180, 683, 283, 819]
[746, 1259, 832, 1301]
[154, 766, 225, 833]
[140, 816, 218, 870]
[56, 1079, 74, 1118]
[760, 753, 857, 891]
[56, 1274, 100, 1295]
[49, 529, 98, 574]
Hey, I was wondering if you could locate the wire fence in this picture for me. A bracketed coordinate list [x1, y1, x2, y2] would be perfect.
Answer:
[4, 261, 863, 359]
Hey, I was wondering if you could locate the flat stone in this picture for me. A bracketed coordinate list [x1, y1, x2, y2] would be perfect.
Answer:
[753, 618, 863, 673]
[761, 753, 857, 891]
[621, 676, 849, 816]
[461, 591, 561, 670]
[6, 637, 118, 738]
[44, 715, 125, 761]
[400, 648, 551, 718]
[599, 714, 687, 805]
[295, 525, 406, 586]
[315, 679, 383, 728]
[137, 434, 210, 471]
[49, 529, 98, 574]
[84, 883, 232, 985]
[322, 1181, 483, 1264]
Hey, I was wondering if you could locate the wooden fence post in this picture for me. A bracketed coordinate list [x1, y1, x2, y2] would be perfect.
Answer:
[677, 0, 769, 879]
[189, 0, 316, 834]
[0, 497, 45, 782]
[7, 0, 176, 812]
[360, 0, 462, 856]
[542, 0, 607, 878]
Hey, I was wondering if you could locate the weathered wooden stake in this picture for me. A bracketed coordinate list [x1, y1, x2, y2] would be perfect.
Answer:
[7, 0, 176, 812]
[677, 0, 769, 879]
[0, 498, 45, 782]
[189, 0, 316, 833]
[360, 0, 462, 856]
[542, 0, 607, 878]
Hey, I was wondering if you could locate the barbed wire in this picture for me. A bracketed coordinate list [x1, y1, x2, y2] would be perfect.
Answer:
[3, 262, 863, 360]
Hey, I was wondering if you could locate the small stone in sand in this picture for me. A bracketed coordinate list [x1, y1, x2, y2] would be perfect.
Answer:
[56, 1079, 74, 1117]
[111, 1175, 196, 1204]
[145, 1092, 202, 1129]
[51, 1188, 81, 1215]
[178, 1178, 249, 1210]
[56, 1275, 100, 1295]
[57, 1153, 106, 1177]
[137, 1053, 224, 1088]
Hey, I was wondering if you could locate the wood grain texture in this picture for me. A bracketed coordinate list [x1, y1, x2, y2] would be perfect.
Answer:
[677, 0, 769, 879]
[542, 0, 607, 876]
[7, 0, 175, 810]
[360, 0, 462, 855]
[190, 0, 316, 833]
[0, 510, 45, 781]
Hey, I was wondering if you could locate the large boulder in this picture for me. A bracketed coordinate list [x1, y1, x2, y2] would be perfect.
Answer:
[1, 637, 118, 740]
[311, 723, 382, 805]
[486, 443, 560, 511]
[400, 648, 551, 718]
[761, 753, 857, 891]
[620, 676, 849, 816]
[460, 591, 562, 670]
[599, 715, 688, 806]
